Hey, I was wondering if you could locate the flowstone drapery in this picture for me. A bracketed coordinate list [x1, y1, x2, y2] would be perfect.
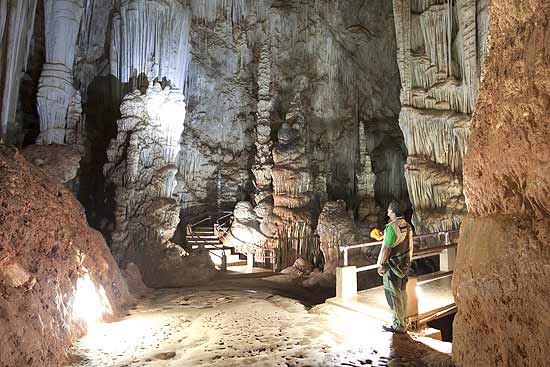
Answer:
[0, 0, 38, 142]
[392, 0, 487, 232]
[110, 0, 191, 88]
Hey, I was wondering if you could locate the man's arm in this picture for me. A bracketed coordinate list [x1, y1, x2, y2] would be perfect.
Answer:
[377, 225, 396, 275]
[408, 228, 414, 261]
[377, 245, 392, 266]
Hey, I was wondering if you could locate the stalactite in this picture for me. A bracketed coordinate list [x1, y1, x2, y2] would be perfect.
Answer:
[110, 0, 191, 89]
[419, 3, 450, 79]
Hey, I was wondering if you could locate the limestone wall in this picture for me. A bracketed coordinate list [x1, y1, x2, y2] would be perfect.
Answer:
[392, 0, 488, 233]
[453, 1, 550, 365]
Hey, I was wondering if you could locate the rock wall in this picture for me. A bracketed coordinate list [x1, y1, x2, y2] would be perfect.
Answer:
[2, 0, 412, 273]
[452, 1, 550, 366]
[392, 0, 488, 233]
[0, 144, 130, 367]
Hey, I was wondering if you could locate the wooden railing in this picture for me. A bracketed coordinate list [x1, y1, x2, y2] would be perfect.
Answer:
[186, 211, 233, 271]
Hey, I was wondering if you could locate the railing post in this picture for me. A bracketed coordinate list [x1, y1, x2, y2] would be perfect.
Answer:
[247, 252, 254, 270]
[440, 232, 456, 271]
[406, 276, 419, 329]
[221, 252, 227, 272]
[336, 266, 357, 302]
[343, 247, 349, 267]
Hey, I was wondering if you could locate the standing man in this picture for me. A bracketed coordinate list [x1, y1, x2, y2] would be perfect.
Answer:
[376, 201, 413, 333]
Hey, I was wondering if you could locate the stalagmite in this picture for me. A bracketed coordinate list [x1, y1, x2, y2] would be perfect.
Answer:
[356, 123, 379, 223]
[317, 200, 356, 273]
[103, 83, 215, 287]
[270, 91, 316, 268]
[251, 42, 274, 205]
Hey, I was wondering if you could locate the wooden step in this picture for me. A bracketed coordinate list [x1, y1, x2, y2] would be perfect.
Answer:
[188, 239, 222, 245]
[187, 234, 218, 239]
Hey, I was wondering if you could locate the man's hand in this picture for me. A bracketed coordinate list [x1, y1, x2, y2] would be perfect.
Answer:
[377, 264, 385, 276]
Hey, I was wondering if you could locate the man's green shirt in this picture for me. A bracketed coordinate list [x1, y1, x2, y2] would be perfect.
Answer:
[383, 223, 397, 247]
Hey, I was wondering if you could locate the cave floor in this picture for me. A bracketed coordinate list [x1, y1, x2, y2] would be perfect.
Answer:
[69, 276, 454, 367]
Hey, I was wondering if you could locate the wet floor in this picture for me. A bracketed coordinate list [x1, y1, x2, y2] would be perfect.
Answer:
[69, 278, 454, 367]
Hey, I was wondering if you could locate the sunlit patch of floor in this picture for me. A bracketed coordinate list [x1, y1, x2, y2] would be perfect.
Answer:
[69, 286, 453, 367]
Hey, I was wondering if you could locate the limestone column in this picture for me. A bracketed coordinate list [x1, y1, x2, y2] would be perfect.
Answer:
[36, 0, 85, 145]
[251, 42, 274, 205]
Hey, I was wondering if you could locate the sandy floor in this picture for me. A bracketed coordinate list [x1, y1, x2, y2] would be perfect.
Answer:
[69, 277, 453, 367]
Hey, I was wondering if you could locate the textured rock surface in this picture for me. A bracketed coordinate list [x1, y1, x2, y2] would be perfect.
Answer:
[317, 201, 357, 273]
[36, 0, 84, 145]
[0, 0, 38, 142]
[110, 0, 191, 89]
[270, 92, 316, 268]
[104, 83, 217, 286]
[392, 0, 488, 233]
[22, 144, 82, 185]
[0, 145, 130, 367]
[453, 1, 550, 366]
[222, 201, 267, 252]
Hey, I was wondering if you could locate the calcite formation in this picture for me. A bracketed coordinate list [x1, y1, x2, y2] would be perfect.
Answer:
[453, 1, 550, 366]
[0, 0, 38, 142]
[36, 0, 84, 145]
[317, 201, 357, 273]
[0, 145, 130, 367]
[222, 201, 267, 254]
[392, 0, 487, 233]
[110, 0, 191, 89]
[103, 83, 216, 286]
[251, 42, 274, 205]
[271, 92, 316, 268]
[356, 124, 379, 224]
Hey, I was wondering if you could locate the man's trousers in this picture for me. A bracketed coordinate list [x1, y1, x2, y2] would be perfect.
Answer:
[383, 267, 408, 331]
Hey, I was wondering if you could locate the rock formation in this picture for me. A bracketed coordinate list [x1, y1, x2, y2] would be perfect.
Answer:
[392, 0, 488, 233]
[452, 1, 550, 366]
[0, 0, 38, 143]
[251, 42, 274, 205]
[21, 144, 82, 189]
[271, 92, 316, 268]
[356, 123, 380, 224]
[317, 200, 357, 273]
[110, 0, 191, 89]
[0, 144, 130, 367]
[222, 201, 266, 253]
[104, 83, 215, 286]
[36, 0, 84, 145]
